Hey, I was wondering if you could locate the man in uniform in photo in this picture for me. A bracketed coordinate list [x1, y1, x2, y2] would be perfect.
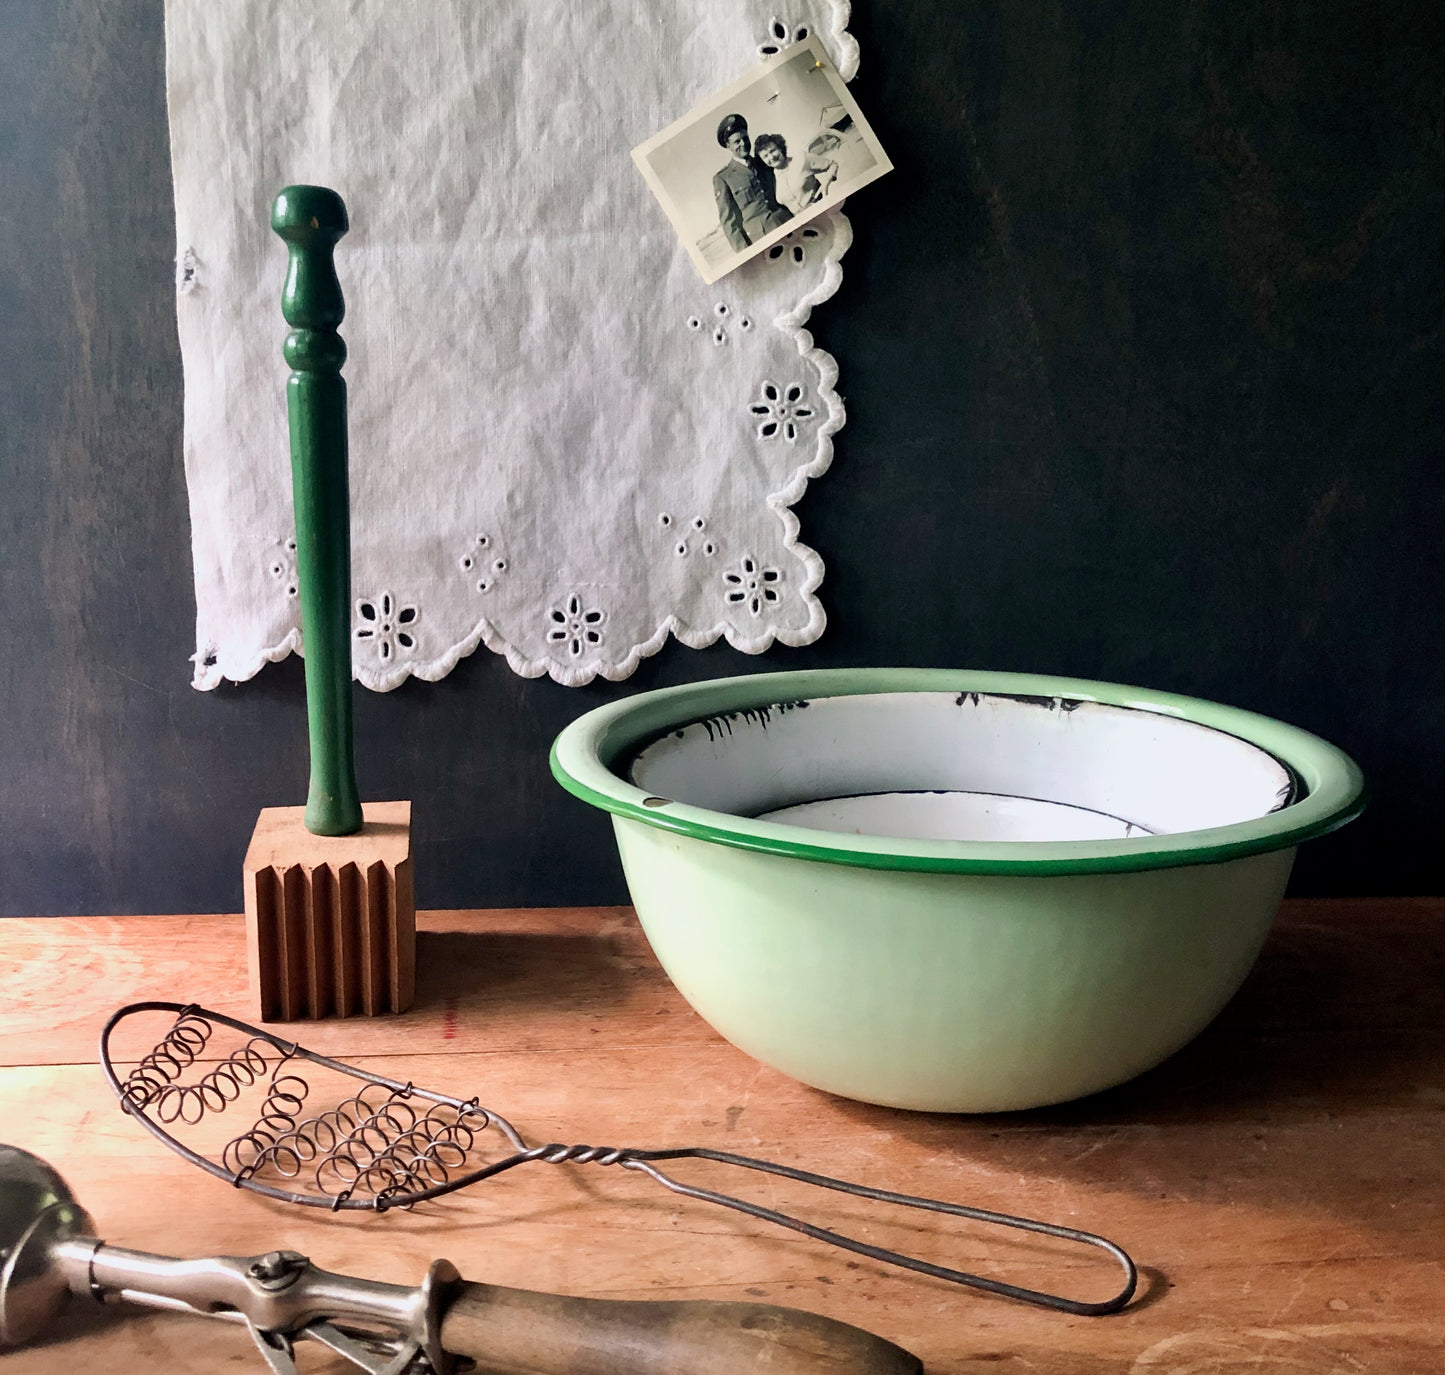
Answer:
[712, 113, 792, 251]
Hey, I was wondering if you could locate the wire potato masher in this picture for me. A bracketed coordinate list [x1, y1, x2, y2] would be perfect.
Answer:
[101, 1000, 1138, 1317]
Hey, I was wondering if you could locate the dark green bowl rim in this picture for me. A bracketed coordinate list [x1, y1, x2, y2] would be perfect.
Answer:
[550, 669, 1366, 876]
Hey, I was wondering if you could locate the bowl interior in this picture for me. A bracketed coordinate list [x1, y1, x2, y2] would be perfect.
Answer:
[628, 692, 1295, 843]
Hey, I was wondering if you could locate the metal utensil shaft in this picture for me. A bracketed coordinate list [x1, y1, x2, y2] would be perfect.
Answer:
[53, 1238, 425, 1336]
[1, 1146, 922, 1375]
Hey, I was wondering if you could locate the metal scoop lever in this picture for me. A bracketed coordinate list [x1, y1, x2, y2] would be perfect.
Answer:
[40, 1239, 456, 1375]
[0, 1145, 921, 1375]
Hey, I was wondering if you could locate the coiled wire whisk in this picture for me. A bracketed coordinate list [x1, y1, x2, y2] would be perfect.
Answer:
[119, 1012, 281, 1125]
[102, 1001, 1137, 1316]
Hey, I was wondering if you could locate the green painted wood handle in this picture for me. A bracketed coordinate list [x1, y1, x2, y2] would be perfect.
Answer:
[272, 185, 364, 837]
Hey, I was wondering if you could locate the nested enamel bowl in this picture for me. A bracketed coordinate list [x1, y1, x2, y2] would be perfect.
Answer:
[551, 669, 1364, 1112]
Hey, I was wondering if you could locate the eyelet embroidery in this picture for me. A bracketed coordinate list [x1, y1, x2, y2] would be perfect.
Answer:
[178, 8, 856, 695]
[355, 591, 419, 663]
[723, 557, 783, 616]
[458, 534, 508, 593]
[690, 302, 751, 346]
[758, 16, 810, 58]
[662, 515, 717, 559]
[547, 593, 606, 657]
[749, 380, 816, 442]
[267, 535, 299, 599]
[766, 224, 824, 268]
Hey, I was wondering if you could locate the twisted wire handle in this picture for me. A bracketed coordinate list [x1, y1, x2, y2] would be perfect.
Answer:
[497, 1143, 1136, 1317]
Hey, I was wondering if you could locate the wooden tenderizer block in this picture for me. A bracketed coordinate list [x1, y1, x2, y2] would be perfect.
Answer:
[243, 801, 415, 1021]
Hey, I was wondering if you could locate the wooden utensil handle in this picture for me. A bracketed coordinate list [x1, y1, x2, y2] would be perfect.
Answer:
[439, 1280, 923, 1375]
[271, 184, 363, 837]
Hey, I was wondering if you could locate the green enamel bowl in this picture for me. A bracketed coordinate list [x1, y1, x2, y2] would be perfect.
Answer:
[551, 669, 1364, 1112]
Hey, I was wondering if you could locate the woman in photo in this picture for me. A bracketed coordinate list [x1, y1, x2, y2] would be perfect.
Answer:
[754, 133, 814, 216]
[712, 114, 792, 250]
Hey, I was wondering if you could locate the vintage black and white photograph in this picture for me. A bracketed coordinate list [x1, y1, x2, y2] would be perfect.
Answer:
[633, 36, 892, 283]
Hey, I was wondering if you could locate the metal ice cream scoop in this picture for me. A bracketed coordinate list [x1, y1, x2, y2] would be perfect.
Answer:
[0, 1144, 923, 1375]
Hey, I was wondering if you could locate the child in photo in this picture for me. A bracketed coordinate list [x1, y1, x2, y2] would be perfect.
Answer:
[800, 131, 843, 205]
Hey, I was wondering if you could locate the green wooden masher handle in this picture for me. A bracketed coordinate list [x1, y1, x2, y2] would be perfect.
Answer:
[272, 185, 364, 836]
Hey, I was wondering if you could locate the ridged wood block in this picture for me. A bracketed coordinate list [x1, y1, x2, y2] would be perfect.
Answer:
[243, 801, 414, 1021]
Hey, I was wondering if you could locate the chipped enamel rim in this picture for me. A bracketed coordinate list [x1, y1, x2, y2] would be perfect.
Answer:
[550, 669, 1366, 875]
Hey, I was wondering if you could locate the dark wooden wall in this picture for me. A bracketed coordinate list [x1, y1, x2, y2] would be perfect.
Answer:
[2, 0, 1441, 915]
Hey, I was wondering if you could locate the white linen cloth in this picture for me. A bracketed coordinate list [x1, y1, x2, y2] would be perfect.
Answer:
[166, 1, 860, 689]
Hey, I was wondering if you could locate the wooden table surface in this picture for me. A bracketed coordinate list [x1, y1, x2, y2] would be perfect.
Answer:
[1, 900, 1442, 1373]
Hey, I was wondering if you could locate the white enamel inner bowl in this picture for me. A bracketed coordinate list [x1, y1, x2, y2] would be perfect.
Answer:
[629, 693, 1297, 842]
[552, 669, 1364, 1112]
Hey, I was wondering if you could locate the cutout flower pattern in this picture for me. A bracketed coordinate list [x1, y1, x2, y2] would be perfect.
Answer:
[355, 592, 418, 664]
[766, 225, 824, 267]
[177, 8, 850, 694]
[750, 380, 815, 442]
[724, 557, 782, 617]
[758, 17, 810, 58]
[548, 593, 605, 658]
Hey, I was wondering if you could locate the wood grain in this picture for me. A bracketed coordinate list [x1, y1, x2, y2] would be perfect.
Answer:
[1, 899, 1442, 1372]
[436, 1282, 923, 1375]
[0, 906, 678, 1067]
[244, 802, 415, 1020]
